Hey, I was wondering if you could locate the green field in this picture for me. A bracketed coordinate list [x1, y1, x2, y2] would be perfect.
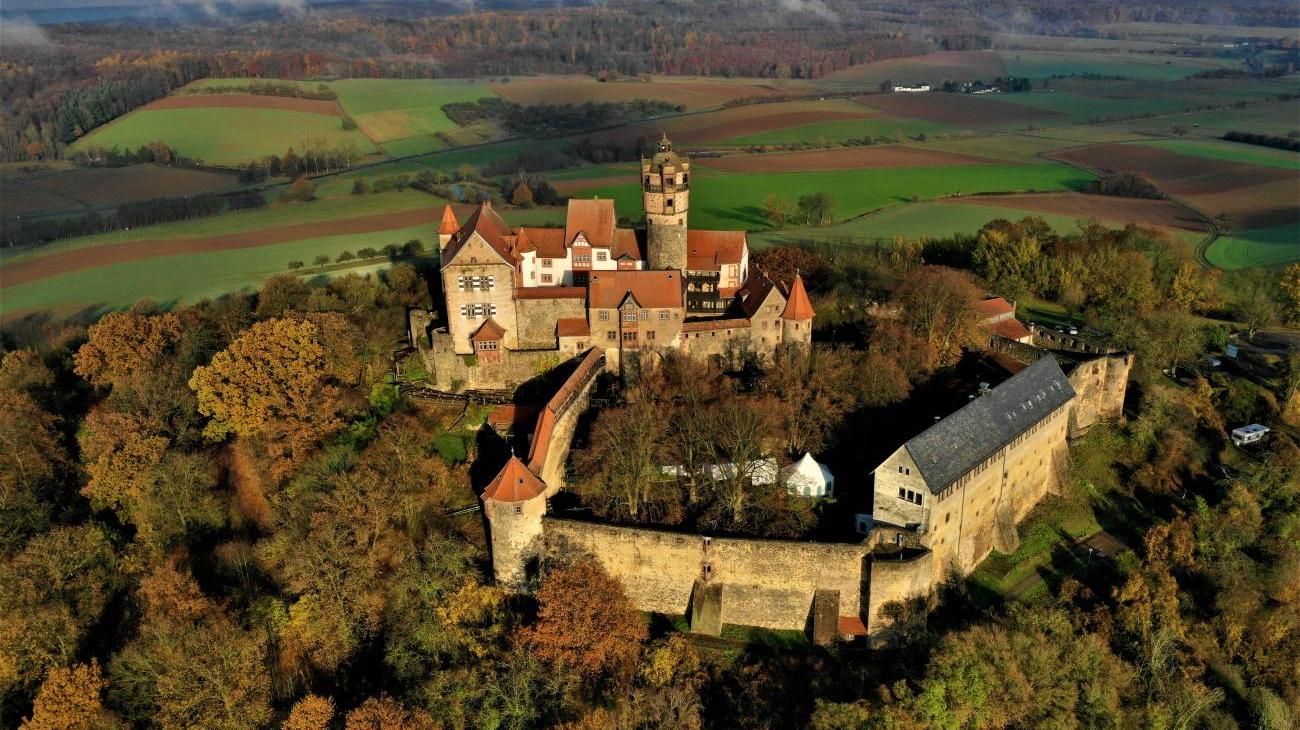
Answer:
[723, 117, 954, 146]
[1204, 223, 1300, 269]
[331, 79, 498, 145]
[1002, 51, 1235, 80]
[582, 164, 1092, 230]
[1005, 91, 1190, 123]
[73, 108, 377, 165]
[1141, 139, 1300, 170]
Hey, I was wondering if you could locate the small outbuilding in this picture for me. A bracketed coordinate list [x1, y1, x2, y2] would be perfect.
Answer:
[781, 452, 835, 498]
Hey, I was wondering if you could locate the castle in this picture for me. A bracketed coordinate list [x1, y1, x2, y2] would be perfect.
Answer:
[409, 135, 814, 391]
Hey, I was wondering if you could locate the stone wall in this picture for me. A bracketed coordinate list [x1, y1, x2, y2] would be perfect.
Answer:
[541, 517, 872, 632]
[1065, 352, 1133, 437]
[865, 551, 933, 632]
[528, 349, 604, 491]
[425, 330, 560, 391]
[515, 296, 586, 350]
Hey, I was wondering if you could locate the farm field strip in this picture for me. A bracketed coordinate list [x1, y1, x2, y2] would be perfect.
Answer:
[579, 163, 1092, 230]
[720, 117, 955, 146]
[860, 92, 1061, 127]
[1001, 50, 1236, 80]
[489, 75, 796, 110]
[1, 165, 239, 216]
[823, 50, 1006, 86]
[1204, 223, 1300, 269]
[1138, 139, 1300, 171]
[145, 93, 342, 116]
[682, 145, 1000, 173]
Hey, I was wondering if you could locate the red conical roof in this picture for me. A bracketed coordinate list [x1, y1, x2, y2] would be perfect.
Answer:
[781, 272, 815, 320]
[438, 204, 460, 235]
[482, 455, 546, 503]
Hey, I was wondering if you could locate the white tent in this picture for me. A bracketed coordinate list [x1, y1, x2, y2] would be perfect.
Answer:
[781, 453, 835, 498]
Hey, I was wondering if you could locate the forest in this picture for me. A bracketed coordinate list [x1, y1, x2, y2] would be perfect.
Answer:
[2, 212, 1297, 727]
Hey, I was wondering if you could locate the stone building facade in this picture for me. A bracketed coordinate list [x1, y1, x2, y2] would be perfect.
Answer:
[411, 135, 815, 391]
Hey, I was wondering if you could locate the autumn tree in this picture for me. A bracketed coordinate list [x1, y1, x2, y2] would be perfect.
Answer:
[511, 182, 534, 206]
[20, 661, 122, 730]
[761, 193, 795, 228]
[521, 558, 648, 688]
[0, 526, 120, 699]
[189, 318, 343, 478]
[74, 310, 182, 391]
[0, 349, 56, 405]
[761, 344, 858, 455]
[344, 697, 438, 730]
[107, 560, 272, 729]
[283, 695, 334, 730]
[572, 394, 672, 522]
[751, 245, 829, 290]
[0, 389, 66, 549]
[896, 265, 981, 369]
[1279, 262, 1300, 323]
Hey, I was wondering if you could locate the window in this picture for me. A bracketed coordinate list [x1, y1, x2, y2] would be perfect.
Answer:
[623, 311, 637, 322]
[599, 311, 609, 321]
[666, 198, 674, 207]
[606, 330, 616, 339]
[659, 311, 669, 320]
[459, 303, 496, 318]
[575, 253, 591, 264]
[647, 331, 656, 340]
[542, 258, 553, 268]
[596, 251, 607, 262]
[898, 487, 906, 500]
[476, 340, 498, 351]
[640, 310, 650, 320]
[945, 513, 951, 524]
[622, 331, 638, 342]
[541, 274, 553, 284]
[456, 275, 495, 291]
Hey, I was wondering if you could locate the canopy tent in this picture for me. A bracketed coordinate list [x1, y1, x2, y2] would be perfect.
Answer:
[781, 453, 834, 498]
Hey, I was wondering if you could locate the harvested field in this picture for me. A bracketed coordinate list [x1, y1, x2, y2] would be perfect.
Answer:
[862, 93, 1061, 127]
[695, 145, 1000, 173]
[492, 75, 788, 111]
[147, 93, 342, 116]
[675, 110, 877, 143]
[939, 192, 1211, 233]
[577, 99, 874, 145]
[1, 165, 239, 216]
[2, 206, 442, 288]
[1054, 143, 1299, 228]
[826, 51, 1006, 86]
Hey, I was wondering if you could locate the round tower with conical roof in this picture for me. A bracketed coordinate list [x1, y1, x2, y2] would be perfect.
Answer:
[642, 134, 690, 271]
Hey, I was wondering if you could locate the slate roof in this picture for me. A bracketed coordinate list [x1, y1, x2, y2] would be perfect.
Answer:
[903, 355, 1074, 494]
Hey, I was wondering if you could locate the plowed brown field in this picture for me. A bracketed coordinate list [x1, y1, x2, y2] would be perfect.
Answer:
[2, 207, 439, 288]
[696, 145, 999, 173]
[1054, 144, 1299, 228]
[864, 92, 1060, 127]
[152, 93, 343, 116]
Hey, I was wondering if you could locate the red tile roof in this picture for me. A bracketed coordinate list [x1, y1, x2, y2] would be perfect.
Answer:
[441, 202, 516, 267]
[611, 228, 645, 262]
[686, 230, 746, 270]
[556, 318, 590, 338]
[438, 204, 460, 235]
[527, 349, 603, 472]
[781, 273, 815, 320]
[988, 317, 1032, 342]
[482, 456, 546, 503]
[515, 227, 566, 257]
[470, 318, 506, 342]
[837, 616, 868, 636]
[589, 270, 683, 309]
[514, 286, 588, 300]
[973, 296, 1015, 322]
[738, 273, 779, 318]
[565, 198, 616, 248]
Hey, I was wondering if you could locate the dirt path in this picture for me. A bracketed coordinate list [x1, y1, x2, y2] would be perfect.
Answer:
[2, 206, 440, 288]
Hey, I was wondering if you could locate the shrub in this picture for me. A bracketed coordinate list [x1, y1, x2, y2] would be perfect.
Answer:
[287, 260, 304, 270]
[336, 250, 356, 263]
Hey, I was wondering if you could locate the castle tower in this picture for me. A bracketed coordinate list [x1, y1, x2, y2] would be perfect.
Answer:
[781, 272, 815, 346]
[642, 134, 690, 271]
[437, 204, 459, 251]
[481, 455, 548, 588]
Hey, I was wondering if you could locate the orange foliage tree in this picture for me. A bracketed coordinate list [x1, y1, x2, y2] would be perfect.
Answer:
[188, 318, 342, 477]
[521, 558, 647, 688]
[73, 310, 182, 390]
[20, 660, 121, 730]
[344, 697, 438, 730]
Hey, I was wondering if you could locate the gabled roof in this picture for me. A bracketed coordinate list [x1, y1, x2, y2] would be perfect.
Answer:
[973, 296, 1015, 323]
[781, 273, 815, 320]
[482, 456, 546, 503]
[901, 356, 1075, 494]
[686, 230, 746, 270]
[612, 228, 645, 261]
[556, 318, 590, 338]
[441, 202, 515, 268]
[738, 273, 781, 318]
[470, 318, 506, 342]
[515, 227, 566, 258]
[565, 198, 616, 248]
[438, 204, 460, 235]
[988, 318, 1032, 342]
[589, 270, 683, 309]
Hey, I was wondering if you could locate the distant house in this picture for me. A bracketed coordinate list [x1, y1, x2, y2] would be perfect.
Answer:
[781, 453, 835, 498]
[973, 296, 1033, 345]
[1231, 424, 1270, 446]
[894, 82, 931, 93]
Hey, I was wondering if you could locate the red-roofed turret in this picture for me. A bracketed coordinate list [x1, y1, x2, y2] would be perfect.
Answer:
[437, 204, 460, 251]
[781, 272, 815, 346]
[481, 455, 549, 588]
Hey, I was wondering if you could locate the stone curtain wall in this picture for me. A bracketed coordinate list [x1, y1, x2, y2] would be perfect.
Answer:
[1065, 353, 1133, 437]
[542, 517, 872, 631]
[426, 330, 560, 391]
[865, 551, 934, 632]
[515, 296, 586, 350]
[528, 349, 604, 491]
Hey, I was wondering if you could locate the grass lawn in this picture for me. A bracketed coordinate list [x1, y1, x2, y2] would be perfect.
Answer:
[723, 117, 954, 146]
[73, 107, 377, 165]
[968, 492, 1104, 599]
[1141, 139, 1300, 170]
[1, 223, 436, 318]
[1204, 222, 1300, 269]
[331, 79, 497, 143]
[582, 163, 1092, 230]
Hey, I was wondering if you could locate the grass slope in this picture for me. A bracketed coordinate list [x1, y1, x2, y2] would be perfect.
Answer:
[1204, 223, 1300, 269]
[74, 108, 376, 165]
[581, 164, 1092, 230]
[331, 79, 497, 144]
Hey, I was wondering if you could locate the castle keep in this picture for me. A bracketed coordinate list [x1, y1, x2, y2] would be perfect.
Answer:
[410, 135, 814, 391]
